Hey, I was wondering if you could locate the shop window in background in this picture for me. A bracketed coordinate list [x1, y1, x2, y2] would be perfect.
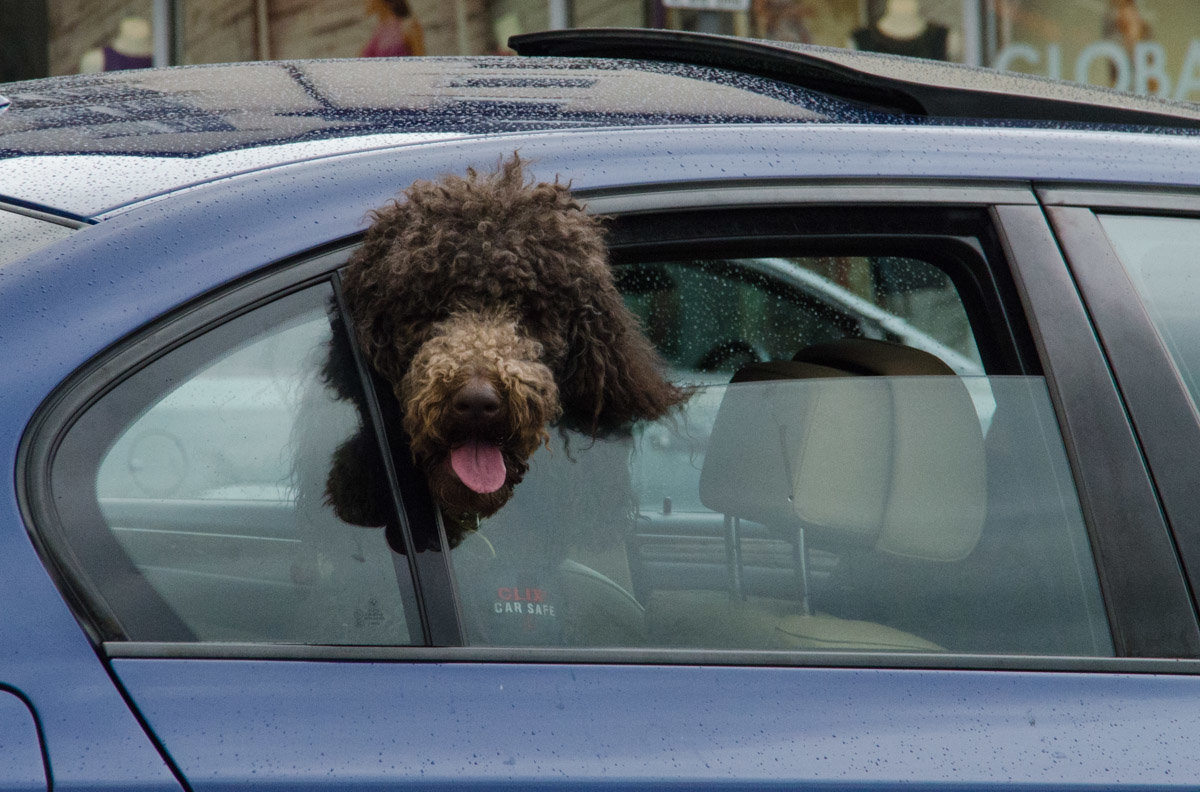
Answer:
[80, 16, 153, 73]
[1, 0, 49, 81]
[850, 0, 962, 61]
[488, 0, 551, 54]
[989, 0, 1200, 101]
[490, 0, 644, 54]
[658, 0, 966, 61]
[360, 0, 425, 57]
[46, 0, 155, 76]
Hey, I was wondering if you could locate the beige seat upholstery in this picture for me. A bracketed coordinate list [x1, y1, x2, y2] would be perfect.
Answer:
[706, 339, 986, 562]
[647, 589, 944, 651]
[647, 338, 987, 652]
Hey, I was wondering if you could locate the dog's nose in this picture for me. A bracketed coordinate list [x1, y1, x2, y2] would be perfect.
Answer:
[452, 378, 502, 422]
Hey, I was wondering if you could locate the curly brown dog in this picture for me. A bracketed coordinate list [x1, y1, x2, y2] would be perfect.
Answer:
[333, 155, 687, 524]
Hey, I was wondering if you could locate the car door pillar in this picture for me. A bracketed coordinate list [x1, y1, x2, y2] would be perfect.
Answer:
[992, 203, 1200, 657]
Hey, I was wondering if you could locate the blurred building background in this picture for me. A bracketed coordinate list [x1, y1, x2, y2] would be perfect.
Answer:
[4, 1, 1200, 102]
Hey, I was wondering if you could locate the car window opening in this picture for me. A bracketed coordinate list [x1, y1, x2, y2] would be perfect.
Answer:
[451, 252, 1111, 656]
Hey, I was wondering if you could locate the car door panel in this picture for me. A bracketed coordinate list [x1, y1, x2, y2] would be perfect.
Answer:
[111, 658, 1200, 790]
[0, 508, 185, 792]
[0, 689, 45, 792]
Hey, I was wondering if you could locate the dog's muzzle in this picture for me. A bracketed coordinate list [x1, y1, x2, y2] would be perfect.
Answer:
[448, 377, 507, 494]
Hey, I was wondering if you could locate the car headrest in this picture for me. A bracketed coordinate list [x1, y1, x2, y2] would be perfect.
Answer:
[792, 337, 957, 376]
[699, 339, 985, 562]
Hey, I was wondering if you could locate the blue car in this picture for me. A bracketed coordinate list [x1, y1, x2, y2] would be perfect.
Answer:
[6, 28, 1200, 790]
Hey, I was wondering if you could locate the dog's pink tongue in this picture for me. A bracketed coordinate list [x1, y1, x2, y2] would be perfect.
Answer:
[450, 441, 506, 494]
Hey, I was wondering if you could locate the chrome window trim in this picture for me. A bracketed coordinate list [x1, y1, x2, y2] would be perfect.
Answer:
[104, 641, 1200, 674]
[1037, 185, 1200, 213]
[581, 181, 1037, 215]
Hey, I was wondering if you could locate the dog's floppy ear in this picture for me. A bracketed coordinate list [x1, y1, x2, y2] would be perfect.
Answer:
[558, 273, 688, 435]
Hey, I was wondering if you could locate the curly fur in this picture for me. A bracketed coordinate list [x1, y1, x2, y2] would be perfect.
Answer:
[328, 154, 687, 525]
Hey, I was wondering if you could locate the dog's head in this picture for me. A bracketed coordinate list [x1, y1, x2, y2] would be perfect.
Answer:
[336, 155, 688, 520]
[399, 308, 560, 516]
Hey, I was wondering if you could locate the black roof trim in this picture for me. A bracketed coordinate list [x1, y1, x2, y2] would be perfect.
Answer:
[511, 28, 1200, 130]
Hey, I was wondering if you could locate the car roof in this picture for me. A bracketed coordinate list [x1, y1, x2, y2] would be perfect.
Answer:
[0, 55, 872, 218]
[3, 29, 1200, 219]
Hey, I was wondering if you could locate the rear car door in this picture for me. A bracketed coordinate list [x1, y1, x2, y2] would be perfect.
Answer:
[0, 688, 46, 792]
[23, 177, 1200, 790]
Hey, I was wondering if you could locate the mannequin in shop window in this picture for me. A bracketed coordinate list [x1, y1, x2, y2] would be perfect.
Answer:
[849, 0, 959, 62]
[361, 0, 426, 58]
[1105, 0, 1154, 90]
[752, 0, 813, 44]
[79, 17, 152, 73]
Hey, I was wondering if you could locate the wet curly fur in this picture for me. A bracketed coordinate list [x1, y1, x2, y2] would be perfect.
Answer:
[325, 155, 687, 529]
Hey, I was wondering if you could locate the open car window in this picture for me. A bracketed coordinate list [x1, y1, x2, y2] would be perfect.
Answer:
[450, 251, 1112, 655]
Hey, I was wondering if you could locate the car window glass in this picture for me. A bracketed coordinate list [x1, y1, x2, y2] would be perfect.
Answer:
[617, 257, 982, 384]
[50, 284, 420, 645]
[449, 255, 1112, 656]
[1098, 214, 1200, 410]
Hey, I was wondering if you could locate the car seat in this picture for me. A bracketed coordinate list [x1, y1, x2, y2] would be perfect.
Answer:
[646, 338, 987, 651]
